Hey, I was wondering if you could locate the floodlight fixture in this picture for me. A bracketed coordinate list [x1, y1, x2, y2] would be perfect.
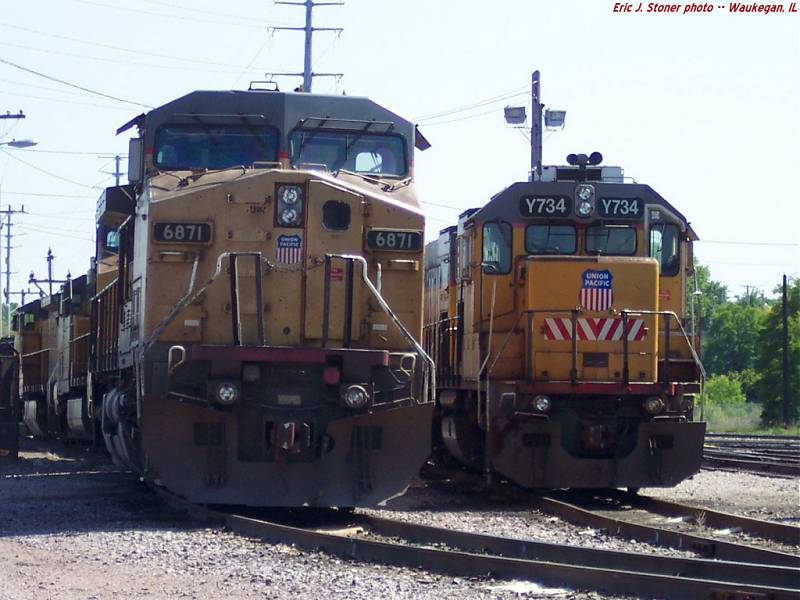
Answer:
[504, 105, 527, 125]
[544, 109, 566, 128]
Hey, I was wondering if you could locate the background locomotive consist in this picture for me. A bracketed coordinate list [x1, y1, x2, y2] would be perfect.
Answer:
[424, 152, 706, 490]
[14, 86, 435, 507]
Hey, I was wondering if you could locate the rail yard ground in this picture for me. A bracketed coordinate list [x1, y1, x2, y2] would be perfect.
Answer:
[0, 438, 797, 600]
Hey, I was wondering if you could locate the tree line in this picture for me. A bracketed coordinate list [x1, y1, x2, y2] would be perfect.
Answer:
[691, 265, 798, 428]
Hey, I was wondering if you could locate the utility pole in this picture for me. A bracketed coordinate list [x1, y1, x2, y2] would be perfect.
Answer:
[0, 205, 26, 337]
[531, 70, 543, 181]
[271, 0, 343, 92]
[28, 249, 68, 299]
[782, 274, 790, 425]
[100, 154, 123, 186]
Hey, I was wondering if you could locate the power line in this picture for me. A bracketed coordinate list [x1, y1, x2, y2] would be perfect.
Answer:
[17, 148, 127, 156]
[72, 0, 278, 29]
[0, 57, 153, 109]
[697, 239, 798, 247]
[0, 89, 133, 112]
[0, 191, 90, 198]
[413, 87, 529, 122]
[0, 148, 95, 188]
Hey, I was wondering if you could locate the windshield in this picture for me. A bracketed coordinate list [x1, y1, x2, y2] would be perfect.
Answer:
[289, 130, 407, 176]
[585, 224, 637, 256]
[154, 124, 279, 170]
[525, 224, 576, 254]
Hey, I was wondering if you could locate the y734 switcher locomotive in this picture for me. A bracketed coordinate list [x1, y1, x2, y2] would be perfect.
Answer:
[424, 152, 705, 490]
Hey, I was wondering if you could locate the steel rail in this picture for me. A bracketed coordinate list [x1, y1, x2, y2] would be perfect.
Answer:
[537, 494, 800, 568]
[702, 452, 800, 477]
[152, 488, 798, 599]
[602, 490, 800, 546]
[359, 513, 799, 590]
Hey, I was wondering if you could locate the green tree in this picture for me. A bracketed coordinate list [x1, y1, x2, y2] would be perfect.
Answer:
[687, 263, 728, 356]
[704, 373, 747, 405]
[703, 302, 766, 376]
[755, 277, 800, 425]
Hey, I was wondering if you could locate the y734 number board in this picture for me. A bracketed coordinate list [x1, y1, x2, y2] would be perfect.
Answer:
[597, 198, 643, 219]
[366, 229, 422, 252]
[153, 222, 213, 243]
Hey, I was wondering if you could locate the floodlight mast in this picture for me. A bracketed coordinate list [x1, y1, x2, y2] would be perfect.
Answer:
[531, 70, 543, 182]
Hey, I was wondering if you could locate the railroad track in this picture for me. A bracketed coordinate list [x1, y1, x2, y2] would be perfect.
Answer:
[703, 432, 800, 476]
[155, 487, 800, 600]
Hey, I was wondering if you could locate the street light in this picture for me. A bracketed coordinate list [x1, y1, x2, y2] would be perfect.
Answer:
[0, 139, 37, 148]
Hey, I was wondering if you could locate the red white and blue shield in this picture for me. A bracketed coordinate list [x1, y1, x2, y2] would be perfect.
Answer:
[579, 269, 614, 312]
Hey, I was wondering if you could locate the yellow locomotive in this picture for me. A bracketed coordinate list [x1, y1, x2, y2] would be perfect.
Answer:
[424, 152, 705, 489]
[15, 86, 435, 507]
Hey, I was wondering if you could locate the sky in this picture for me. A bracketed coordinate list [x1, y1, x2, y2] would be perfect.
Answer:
[0, 0, 797, 305]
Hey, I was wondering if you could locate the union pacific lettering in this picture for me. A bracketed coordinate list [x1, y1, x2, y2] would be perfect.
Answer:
[728, 2, 785, 11]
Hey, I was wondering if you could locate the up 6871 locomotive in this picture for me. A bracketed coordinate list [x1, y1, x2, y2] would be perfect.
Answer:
[15, 85, 435, 507]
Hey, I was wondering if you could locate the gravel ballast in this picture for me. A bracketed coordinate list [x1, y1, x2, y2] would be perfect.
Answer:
[1, 439, 796, 599]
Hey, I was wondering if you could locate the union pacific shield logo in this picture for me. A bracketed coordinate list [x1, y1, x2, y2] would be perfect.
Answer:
[276, 234, 302, 264]
[579, 269, 614, 311]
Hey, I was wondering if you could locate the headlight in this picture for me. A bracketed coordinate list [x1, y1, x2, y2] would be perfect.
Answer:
[575, 184, 595, 217]
[280, 207, 299, 225]
[643, 396, 665, 415]
[343, 385, 369, 410]
[576, 185, 594, 201]
[215, 382, 239, 406]
[281, 186, 300, 205]
[276, 184, 304, 227]
[533, 395, 552, 413]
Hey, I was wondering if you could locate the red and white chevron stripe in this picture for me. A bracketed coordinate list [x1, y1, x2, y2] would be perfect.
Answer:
[543, 317, 646, 341]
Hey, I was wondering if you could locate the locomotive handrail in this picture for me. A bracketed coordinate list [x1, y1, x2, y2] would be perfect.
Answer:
[325, 253, 436, 405]
[484, 307, 706, 383]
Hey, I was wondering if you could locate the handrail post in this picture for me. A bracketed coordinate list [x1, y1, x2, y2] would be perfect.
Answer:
[570, 309, 578, 384]
[343, 258, 354, 348]
[663, 312, 671, 384]
[322, 255, 331, 348]
[527, 311, 534, 381]
[622, 311, 630, 384]
[253, 254, 265, 346]
[228, 254, 241, 345]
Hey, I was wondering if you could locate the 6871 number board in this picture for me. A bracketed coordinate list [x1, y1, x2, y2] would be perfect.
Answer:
[153, 222, 213, 243]
[366, 229, 422, 252]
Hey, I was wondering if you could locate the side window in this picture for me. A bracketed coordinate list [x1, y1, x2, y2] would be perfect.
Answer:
[105, 230, 120, 251]
[482, 222, 512, 274]
[525, 224, 576, 254]
[586, 224, 636, 256]
[457, 233, 472, 281]
[650, 223, 680, 276]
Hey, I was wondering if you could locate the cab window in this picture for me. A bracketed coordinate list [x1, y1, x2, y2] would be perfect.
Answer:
[290, 130, 407, 176]
[585, 224, 636, 256]
[525, 224, 576, 255]
[482, 222, 512, 274]
[154, 124, 279, 170]
[650, 223, 680, 276]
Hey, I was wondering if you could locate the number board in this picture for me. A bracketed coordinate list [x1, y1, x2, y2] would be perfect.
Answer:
[153, 222, 213, 243]
[597, 198, 643, 220]
[366, 229, 422, 252]
[519, 195, 572, 217]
